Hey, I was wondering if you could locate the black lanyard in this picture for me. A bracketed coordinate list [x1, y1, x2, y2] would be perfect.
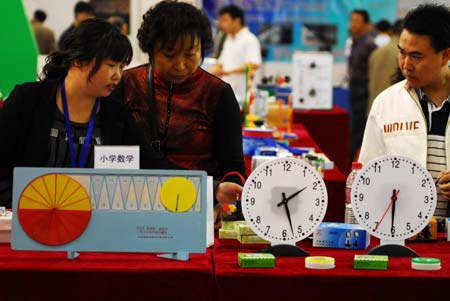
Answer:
[147, 66, 173, 157]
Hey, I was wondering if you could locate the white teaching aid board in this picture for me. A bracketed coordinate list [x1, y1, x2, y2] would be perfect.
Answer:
[292, 51, 333, 110]
[11, 167, 211, 259]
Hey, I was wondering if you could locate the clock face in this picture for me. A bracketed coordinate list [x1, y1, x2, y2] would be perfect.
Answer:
[242, 157, 328, 244]
[351, 155, 437, 240]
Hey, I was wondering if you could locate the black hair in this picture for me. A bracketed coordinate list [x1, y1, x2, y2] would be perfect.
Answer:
[392, 19, 404, 36]
[219, 4, 245, 26]
[376, 19, 391, 32]
[403, 3, 450, 52]
[108, 16, 126, 30]
[352, 9, 370, 23]
[34, 9, 47, 22]
[74, 1, 94, 16]
[138, 0, 213, 62]
[42, 18, 132, 80]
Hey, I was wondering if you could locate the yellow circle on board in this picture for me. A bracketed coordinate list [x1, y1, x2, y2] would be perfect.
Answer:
[160, 177, 197, 212]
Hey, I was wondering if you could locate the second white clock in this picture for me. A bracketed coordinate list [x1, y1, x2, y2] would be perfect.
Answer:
[351, 155, 437, 241]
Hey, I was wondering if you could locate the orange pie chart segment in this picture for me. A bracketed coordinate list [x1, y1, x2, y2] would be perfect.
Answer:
[18, 174, 91, 246]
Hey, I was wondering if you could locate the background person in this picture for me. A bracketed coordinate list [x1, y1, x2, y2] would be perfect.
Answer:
[58, 1, 95, 51]
[348, 9, 377, 163]
[31, 9, 57, 54]
[210, 4, 262, 104]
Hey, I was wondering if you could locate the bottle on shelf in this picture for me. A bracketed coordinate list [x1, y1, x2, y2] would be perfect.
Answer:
[345, 162, 362, 224]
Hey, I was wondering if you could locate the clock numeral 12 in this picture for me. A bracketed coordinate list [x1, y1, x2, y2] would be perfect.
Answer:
[391, 160, 400, 168]
[283, 163, 291, 172]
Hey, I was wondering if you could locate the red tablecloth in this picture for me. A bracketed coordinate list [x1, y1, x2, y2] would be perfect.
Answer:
[0, 245, 214, 301]
[2, 236, 449, 300]
[293, 106, 350, 174]
[214, 236, 450, 301]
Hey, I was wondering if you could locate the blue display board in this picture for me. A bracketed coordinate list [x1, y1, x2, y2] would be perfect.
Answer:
[11, 168, 207, 257]
[204, 0, 397, 62]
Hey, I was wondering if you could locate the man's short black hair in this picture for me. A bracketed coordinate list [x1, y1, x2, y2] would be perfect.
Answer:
[219, 4, 245, 26]
[74, 1, 94, 15]
[34, 9, 47, 22]
[403, 3, 450, 52]
[352, 9, 370, 23]
[376, 20, 391, 32]
[138, 0, 213, 62]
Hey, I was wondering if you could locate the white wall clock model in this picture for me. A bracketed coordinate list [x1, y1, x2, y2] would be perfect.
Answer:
[351, 155, 437, 256]
[242, 157, 328, 256]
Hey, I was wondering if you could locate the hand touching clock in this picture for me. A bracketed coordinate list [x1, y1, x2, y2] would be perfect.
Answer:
[215, 182, 242, 204]
[437, 170, 450, 200]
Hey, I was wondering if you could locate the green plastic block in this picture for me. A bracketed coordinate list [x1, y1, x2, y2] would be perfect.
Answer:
[238, 253, 275, 268]
[354, 255, 388, 270]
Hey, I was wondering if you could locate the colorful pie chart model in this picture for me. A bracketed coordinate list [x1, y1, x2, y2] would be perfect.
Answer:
[160, 177, 197, 212]
[18, 174, 91, 246]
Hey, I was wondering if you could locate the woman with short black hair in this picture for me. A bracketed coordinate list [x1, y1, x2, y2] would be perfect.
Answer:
[117, 0, 246, 191]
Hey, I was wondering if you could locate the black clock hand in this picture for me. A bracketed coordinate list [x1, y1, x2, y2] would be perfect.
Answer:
[175, 193, 179, 212]
[281, 192, 295, 236]
[277, 186, 307, 207]
[375, 189, 400, 231]
[391, 189, 397, 235]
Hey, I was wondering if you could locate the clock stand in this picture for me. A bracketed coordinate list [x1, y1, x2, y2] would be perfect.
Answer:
[367, 239, 418, 257]
[261, 244, 309, 257]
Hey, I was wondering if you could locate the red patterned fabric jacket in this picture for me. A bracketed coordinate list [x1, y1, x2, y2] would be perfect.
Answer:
[120, 64, 245, 184]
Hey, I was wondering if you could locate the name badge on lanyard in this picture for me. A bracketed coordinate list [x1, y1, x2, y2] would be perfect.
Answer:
[60, 79, 99, 168]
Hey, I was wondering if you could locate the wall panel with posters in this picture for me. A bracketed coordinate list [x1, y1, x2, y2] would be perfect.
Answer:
[204, 0, 397, 62]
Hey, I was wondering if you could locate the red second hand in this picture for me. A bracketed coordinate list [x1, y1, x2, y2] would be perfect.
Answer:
[374, 189, 400, 231]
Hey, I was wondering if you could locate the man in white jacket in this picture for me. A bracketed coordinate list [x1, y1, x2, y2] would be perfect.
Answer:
[359, 4, 450, 222]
